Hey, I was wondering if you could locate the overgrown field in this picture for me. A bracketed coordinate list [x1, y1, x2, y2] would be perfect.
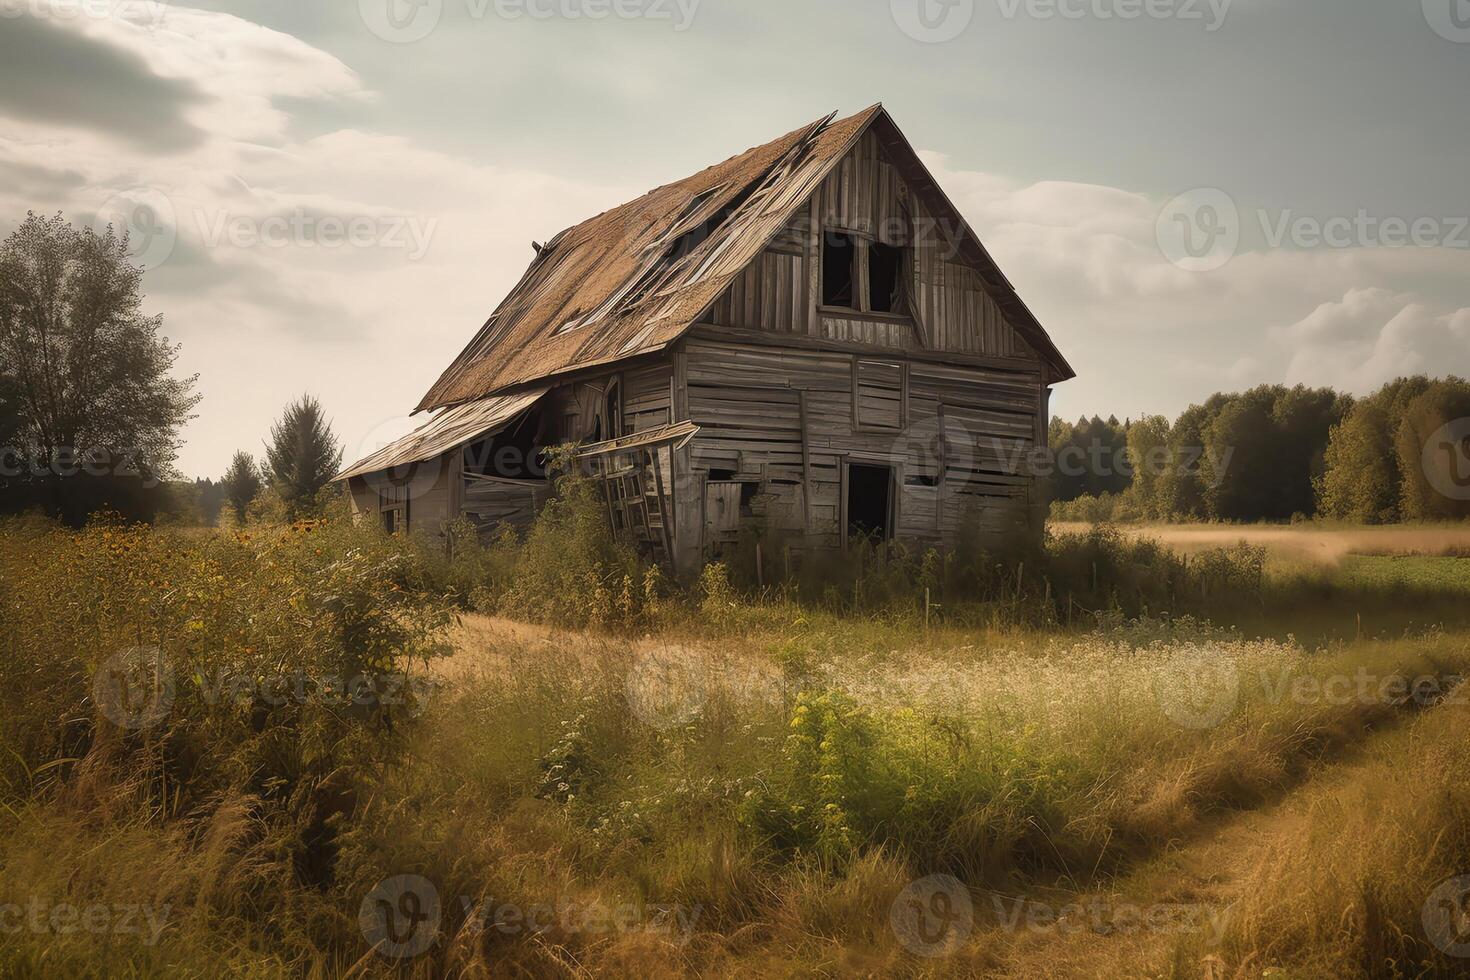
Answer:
[3, 503, 1469, 977]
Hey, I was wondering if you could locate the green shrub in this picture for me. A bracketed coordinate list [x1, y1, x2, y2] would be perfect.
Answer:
[0, 514, 451, 852]
[470, 470, 662, 630]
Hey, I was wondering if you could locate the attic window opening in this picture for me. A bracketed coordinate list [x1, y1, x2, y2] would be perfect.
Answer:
[869, 242, 906, 313]
[822, 232, 855, 307]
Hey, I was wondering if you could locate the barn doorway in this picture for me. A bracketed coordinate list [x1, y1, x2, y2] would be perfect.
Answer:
[845, 462, 893, 542]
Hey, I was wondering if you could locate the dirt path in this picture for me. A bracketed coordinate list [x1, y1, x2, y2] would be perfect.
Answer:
[982, 710, 1446, 979]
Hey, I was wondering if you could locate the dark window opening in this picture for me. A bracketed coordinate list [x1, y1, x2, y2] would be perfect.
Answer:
[847, 463, 892, 541]
[382, 509, 398, 534]
[463, 409, 548, 481]
[604, 381, 622, 440]
[822, 232, 855, 307]
[869, 242, 905, 313]
[739, 481, 760, 514]
[708, 468, 737, 481]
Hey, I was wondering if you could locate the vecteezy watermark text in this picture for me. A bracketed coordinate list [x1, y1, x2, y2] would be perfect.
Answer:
[955, 437, 1234, 487]
[1, 446, 158, 488]
[359, 874, 701, 960]
[1156, 660, 1467, 731]
[93, 188, 439, 269]
[94, 647, 439, 730]
[358, 0, 701, 44]
[0, 898, 170, 946]
[890, 0, 1231, 44]
[1159, 188, 1470, 272]
[0, 0, 170, 29]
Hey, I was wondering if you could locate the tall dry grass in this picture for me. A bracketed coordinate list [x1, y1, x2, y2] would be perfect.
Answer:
[1176, 696, 1470, 978]
[2, 508, 1469, 976]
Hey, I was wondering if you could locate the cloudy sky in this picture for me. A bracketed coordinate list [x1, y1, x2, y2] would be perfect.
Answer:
[3, 0, 1468, 478]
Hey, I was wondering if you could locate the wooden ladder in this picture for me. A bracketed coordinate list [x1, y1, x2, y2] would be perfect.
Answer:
[597, 449, 673, 568]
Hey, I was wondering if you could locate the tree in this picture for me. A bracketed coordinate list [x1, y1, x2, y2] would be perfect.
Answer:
[1205, 390, 1277, 520]
[263, 395, 342, 518]
[1317, 402, 1397, 523]
[1396, 381, 1470, 521]
[0, 212, 199, 522]
[220, 451, 263, 523]
[1316, 376, 1449, 523]
[1048, 415, 1130, 502]
[1124, 415, 1171, 519]
[1268, 384, 1349, 519]
[193, 476, 228, 526]
[1158, 404, 1211, 520]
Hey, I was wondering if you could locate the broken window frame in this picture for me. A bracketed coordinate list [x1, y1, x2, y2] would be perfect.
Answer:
[820, 225, 912, 319]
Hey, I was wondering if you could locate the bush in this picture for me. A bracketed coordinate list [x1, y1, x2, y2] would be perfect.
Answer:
[0, 514, 451, 858]
[469, 470, 663, 630]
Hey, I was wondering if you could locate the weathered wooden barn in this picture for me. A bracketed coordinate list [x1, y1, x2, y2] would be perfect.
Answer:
[338, 105, 1073, 574]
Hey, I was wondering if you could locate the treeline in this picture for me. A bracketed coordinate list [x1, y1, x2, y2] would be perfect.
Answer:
[1050, 377, 1470, 524]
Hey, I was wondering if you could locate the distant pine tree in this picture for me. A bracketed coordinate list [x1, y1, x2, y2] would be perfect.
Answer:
[220, 451, 263, 523]
[263, 396, 342, 519]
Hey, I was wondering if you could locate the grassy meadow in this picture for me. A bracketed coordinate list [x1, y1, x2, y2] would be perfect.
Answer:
[3, 500, 1470, 978]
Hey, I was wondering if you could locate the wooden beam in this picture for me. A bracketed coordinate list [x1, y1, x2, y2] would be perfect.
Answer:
[688, 324, 1042, 377]
[798, 390, 812, 531]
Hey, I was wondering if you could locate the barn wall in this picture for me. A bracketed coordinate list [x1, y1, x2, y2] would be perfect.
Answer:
[621, 362, 674, 433]
[346, 452, 457, 540]
[681, 337, 1043, 554]
[705, 128, 1037, 362]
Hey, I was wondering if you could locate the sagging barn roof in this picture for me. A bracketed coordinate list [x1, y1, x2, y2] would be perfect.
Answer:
[415, 105, 1073, 414]
[338, 387, 547, 481]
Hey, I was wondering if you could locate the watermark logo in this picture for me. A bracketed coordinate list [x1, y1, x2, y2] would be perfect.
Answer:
[1158, 192, 1470, 273]
[361, 874, 441, 960]
[94, 186, 439, 269]
[1157, 187, 1239, 273]
[1423, 875, 1470, 957]
[1422, 418, 1470, 502]
[94, 188, 177, 270]
[891, 0, 974, 43]
[360, 0, 442, 42]
[890, 873, 974, 957]
[1424, 0, 1470, 43]
[888, 412, 976, 493]
[94, 646, 175, 730]
[626, 648, 707, 729]
[91, 649, 438, 731]
[1153, 650, 1239, 729]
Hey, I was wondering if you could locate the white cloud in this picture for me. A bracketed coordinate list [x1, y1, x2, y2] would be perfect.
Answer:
[35, 1, 366, 141]
[1279, 289, 1470, 392]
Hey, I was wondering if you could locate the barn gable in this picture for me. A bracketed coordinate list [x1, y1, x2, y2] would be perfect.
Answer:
[707, 123, 1042, 362]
